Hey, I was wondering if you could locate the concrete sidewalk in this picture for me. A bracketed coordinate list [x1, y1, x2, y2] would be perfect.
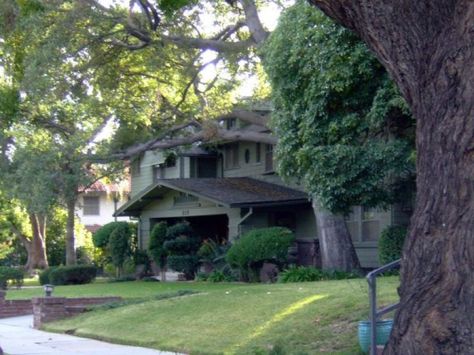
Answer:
[0, 315, 182, 355]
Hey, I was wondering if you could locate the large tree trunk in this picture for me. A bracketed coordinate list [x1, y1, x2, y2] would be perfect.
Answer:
[65, 198, 76, 265]
[309, 1, 474, 353]
[29, 213, 48, 270]
[10, 223, 34, 272]
[312, 201, 360, 272]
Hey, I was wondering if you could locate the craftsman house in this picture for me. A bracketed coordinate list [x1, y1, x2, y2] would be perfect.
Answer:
[115, 118, 411, 268]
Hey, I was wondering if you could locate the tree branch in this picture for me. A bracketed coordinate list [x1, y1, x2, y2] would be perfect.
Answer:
[160, 35, 254, 53]
[238, 0, 270, 44]
[8, 221, 31, 248]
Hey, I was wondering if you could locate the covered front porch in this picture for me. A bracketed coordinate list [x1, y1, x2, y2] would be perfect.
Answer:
[115, 177, 312, 251]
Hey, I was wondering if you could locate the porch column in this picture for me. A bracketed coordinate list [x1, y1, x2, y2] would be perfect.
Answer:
[227, 208, 241, 241]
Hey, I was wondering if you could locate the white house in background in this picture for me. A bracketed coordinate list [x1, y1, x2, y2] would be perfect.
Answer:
[77, 180, 130, 233]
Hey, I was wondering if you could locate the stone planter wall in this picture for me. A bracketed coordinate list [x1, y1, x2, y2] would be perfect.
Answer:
[32, 296, 122, 328]
[0, 291, 33, 318]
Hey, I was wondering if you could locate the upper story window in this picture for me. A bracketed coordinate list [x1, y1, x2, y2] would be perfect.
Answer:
[256, 143, 261, 163]
[131, 156, 141, 176]
[225, 143, 239, 169]
[153, 165, 165, 181]
[265, 144, 274, 172]
[226, 118, 237, 130]
[345, 206, 382, 243]
[83, 196, 100, 215]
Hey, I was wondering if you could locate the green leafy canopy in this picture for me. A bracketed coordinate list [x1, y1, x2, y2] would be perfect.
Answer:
[263, 1, 415, 214]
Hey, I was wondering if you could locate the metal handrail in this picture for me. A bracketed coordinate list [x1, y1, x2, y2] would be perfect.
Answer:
[366, 259, 401, 355]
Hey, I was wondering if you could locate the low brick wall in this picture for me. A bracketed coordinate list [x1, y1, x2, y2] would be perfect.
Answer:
[0, 291, 33, 318]
[32, 296, 122, 328]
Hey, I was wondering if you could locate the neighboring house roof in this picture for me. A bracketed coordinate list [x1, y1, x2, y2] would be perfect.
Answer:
[85, 224, 102, 234]
[115, 178, 309, 217]
[81, 180, 130, 194]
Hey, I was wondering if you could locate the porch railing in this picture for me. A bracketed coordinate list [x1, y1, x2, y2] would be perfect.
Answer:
[366, 258, 401, 355]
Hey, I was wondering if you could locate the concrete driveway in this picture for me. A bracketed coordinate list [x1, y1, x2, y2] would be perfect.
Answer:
[0, 316, 182, 355]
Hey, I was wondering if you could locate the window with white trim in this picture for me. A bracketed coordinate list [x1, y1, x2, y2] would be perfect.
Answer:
[345, 206, 382, 243]
[83, 196, 100, 215]
[224, 143, 239, 169]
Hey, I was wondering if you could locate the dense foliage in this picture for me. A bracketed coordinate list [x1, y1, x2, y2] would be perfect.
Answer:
[39, 266, 57, 285]
[108, 223, 132, 277]
[48, 265, 97, 285]
[164, 223, 200, 279]
[378, 225, 407, 265]
[93, 222, 131, 249]
[148, 222, 168, 269]
[226, 227, 294, 282]
[263, 1, 415, 214]
[198, 239, 231, 270]
[0, 266, 24, 289]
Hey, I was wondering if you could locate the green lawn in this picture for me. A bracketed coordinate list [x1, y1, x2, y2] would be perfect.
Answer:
[7, 277, 399, 355]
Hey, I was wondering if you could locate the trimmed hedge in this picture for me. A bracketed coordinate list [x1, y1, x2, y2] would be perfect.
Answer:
[148, 222, 168, 268]
[226, 227, 294, 282]
[278, 265, 359, 283]
[93, 222, 130, 248]
[167, 255, 199, 279]
[0, 266, 24, 289]
[378, 225, 407, 265]
[108, 223, 132, 276]
[48, 265, 97, 285]
[163, 222, 200, 279]
[39, 266, 59, 285]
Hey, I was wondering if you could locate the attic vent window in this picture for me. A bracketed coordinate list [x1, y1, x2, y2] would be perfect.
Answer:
[174, 192, 199, 205]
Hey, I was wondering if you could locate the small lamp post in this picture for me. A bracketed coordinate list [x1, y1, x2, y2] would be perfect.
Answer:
[43, 284, 54, 297]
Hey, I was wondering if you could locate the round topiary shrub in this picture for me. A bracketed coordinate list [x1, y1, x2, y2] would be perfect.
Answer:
[167, 255, 199, 279]
[226, 227, 294, 282]
[163, 223, 201, 280]
[148, 222, 168, 268]
[93, 222, 130, 248]
[378, 225, 407, 265]
[108, 223, 132, 277]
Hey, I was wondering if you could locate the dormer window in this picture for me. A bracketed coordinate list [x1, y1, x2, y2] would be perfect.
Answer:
[131, 156, 141, 176]
[225, 143, 239, 169]
[226, 118, 237, 130]
[265, 144, 274, 172]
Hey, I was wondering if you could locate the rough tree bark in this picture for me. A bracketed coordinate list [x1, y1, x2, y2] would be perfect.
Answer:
[65, 198, 76, 265]
[10, 214, 48, 271]
[29, 213, 48, 270]
[309, 0, 474, 353]
[313, 201, 360, 272]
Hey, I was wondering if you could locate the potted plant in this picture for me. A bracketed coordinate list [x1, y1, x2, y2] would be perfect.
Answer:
[358, 318, 393, 354]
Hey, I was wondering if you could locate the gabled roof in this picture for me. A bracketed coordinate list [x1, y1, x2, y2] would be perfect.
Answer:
[81, 180, 130, 194]
[115, 178, 309, 217]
